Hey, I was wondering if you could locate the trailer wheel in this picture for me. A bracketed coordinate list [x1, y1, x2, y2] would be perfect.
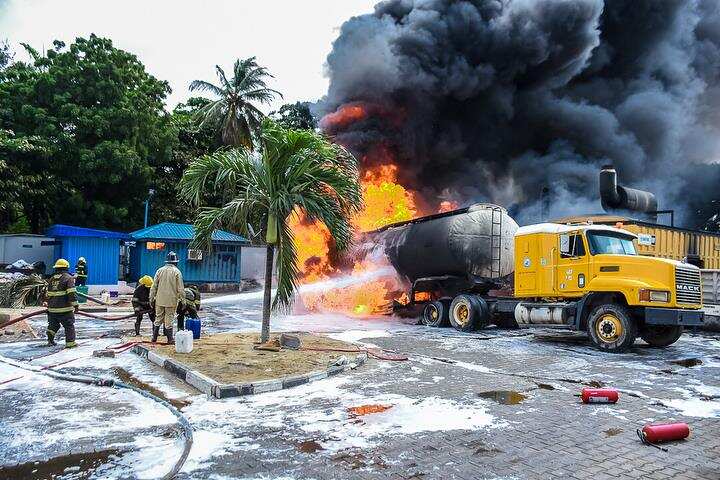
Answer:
[422, 301, 449, 327]
[587, 304, 637, 353]
[449, 295, 489, 332]
[640, 326, 683, 347]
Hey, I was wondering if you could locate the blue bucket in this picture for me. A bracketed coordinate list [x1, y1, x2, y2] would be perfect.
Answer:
[185, 317, 201, 340]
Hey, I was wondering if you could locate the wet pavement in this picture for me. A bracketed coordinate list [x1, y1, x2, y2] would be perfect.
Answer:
[1, 290, 719, 479]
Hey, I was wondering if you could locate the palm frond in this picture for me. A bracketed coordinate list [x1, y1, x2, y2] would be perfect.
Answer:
[188, 80, 224, 97]
[274, 217, 298, 310]
[0, 275, 47, 308]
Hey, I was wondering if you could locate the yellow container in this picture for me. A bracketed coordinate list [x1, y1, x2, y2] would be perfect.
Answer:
[555, 215, 720, 269]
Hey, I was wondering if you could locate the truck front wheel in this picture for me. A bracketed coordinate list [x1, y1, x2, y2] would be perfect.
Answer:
[422, 301, 449, 327]
[587, 304, 637, 353]
[640, 326, 683, 347]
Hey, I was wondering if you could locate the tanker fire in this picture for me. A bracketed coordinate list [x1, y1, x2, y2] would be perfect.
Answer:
[297, 0, 720, 315]
[293, 143, 430, 316]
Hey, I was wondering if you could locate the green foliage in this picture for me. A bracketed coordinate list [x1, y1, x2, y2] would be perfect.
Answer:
[270, 102, 317, 130]
[0, 34, 172, 232]
[0, 275, 46, 308]
[178, 119, 363, 311]
[148, 97, 217, 224]
[190, 57, 281, 149]
[0, 40, 12, 69]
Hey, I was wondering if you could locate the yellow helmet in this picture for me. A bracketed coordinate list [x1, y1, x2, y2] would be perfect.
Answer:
[139, 275, 154, 287]
[54, 258, 70, 269]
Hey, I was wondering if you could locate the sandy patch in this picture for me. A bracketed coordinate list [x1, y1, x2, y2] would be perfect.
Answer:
[143, 332, 363, 384]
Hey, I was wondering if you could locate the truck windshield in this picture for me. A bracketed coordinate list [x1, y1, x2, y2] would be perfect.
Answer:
[586, 231, 637, 255]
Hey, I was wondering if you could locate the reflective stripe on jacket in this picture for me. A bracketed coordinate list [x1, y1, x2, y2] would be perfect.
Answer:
[46, 271, 78, 314]
[75, 263, 87, 278]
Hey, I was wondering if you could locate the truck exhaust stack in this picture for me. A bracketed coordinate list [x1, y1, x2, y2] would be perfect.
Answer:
[599, 165, 658, 220]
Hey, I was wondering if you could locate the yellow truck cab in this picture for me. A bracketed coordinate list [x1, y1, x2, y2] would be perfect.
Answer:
[513, 223, 704, 352]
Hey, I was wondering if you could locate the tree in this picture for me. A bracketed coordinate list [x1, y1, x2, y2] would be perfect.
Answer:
[189, 57, 281, 149]
[271, 102, 317, 130]
[0, 40, 12, 70]
[178, 120, 362, 342]
[0, 35, 173, 232]
[149, 97, 217, 224]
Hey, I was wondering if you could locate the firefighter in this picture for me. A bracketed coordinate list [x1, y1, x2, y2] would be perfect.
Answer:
[132, 275, 155, 336]
[149, 251, 184, 344]
[45, 259, 79, 348]
[186, 284, 201, 312]
[176, 288, 199, 330]
[75, 257, 88, 286]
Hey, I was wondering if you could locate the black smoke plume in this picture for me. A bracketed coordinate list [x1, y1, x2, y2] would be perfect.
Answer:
[317, 0, 720, 228]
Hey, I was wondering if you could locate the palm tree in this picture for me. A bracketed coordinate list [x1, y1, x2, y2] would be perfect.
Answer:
[189, 57, 281, 149]
[179, 120, 362, 342]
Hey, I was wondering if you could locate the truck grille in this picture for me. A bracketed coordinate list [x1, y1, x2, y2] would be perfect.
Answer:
[675, 266, 702, 305]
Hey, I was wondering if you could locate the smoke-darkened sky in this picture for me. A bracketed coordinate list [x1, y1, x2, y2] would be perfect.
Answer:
[318, 0, 720, 228]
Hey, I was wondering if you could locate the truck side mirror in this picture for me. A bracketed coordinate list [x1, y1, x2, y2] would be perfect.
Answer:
[559, 234, 571, 256]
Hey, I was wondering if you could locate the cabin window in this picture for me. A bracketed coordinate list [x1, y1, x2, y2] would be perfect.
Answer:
[560, 234, 586, 258]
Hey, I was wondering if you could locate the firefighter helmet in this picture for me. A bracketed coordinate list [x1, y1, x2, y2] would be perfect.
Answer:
[139, 275, 153, 287]
[53, 258, 70, 269]
[184, 288, 195, 302]
[166, 251, 179, 263]
[78, 257, 86, 263]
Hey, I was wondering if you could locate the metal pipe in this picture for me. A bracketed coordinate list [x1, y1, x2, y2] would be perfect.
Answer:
[599, 165, 658, 218]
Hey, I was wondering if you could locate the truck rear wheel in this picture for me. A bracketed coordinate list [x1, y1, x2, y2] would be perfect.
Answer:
[422, 301, 449, 327]
[449, 295, 489, 332]
[587, 304, 637, 353]
[640, 326, 683, 347]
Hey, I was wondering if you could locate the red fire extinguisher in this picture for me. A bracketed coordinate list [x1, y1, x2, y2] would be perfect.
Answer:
[637, 423, 690, 451]
[580, 387, 619, 404]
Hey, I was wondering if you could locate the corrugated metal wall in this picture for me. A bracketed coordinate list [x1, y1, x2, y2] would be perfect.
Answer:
[131, 241, 241, 283]
[622, 224, 720, 268]
[54, 236, 121, 285]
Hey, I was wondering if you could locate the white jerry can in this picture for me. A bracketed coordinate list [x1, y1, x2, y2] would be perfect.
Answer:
[175, 330, 194, 354]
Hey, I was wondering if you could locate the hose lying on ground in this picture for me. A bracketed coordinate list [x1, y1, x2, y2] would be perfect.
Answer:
[76, 291, 113, 306]
[0, 354, 193, 479]
[0, 309, 138, 331]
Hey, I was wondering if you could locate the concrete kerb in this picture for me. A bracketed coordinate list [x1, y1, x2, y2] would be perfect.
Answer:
[132, 344, 368, 399]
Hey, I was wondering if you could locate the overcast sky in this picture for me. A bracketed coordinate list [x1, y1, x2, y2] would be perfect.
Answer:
[0, 0, 375, 111]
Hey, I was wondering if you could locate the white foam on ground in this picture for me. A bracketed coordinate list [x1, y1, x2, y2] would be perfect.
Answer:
[326, 329, 391, 344]
[662, 386, 720, 418]
[182, 374, 501, 453]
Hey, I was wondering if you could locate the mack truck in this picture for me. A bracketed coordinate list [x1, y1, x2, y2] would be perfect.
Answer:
[366, 203, 704, 353]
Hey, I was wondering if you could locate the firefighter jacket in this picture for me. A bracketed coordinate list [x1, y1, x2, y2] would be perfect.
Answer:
[46, 271, 78, 315]
[187, 284, 201, 311]
[150, 263, 185, 308]
[132, 284, 152, 312]
[75, 262, 88, 280]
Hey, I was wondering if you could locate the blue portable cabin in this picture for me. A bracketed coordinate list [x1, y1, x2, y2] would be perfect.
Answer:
[45, 224, 130, 285]
[129, 222, 249, 284]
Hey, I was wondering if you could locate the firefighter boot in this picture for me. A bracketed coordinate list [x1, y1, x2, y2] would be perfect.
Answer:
[152, 324, 160, 343]
[46, 330, 57, 346]
[165, 327, 174, 345]
[65, 341, 77, 349]
[134, 319, 141, 336]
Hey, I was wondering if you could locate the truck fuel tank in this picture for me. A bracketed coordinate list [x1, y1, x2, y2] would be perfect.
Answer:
[365, 204, 519, 282]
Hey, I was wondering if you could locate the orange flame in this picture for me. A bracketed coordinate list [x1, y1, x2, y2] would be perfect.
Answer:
[320, 102, 368, 130]
[291, 109, 453, 316]
[438, 200, 459, 213]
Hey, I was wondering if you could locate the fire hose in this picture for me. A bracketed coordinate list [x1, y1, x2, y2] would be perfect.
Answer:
[0, 308, 139, 331]
[0, 354, 193, 479]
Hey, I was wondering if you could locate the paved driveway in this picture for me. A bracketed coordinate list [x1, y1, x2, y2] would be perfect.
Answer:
[1, 293, 718, 479]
